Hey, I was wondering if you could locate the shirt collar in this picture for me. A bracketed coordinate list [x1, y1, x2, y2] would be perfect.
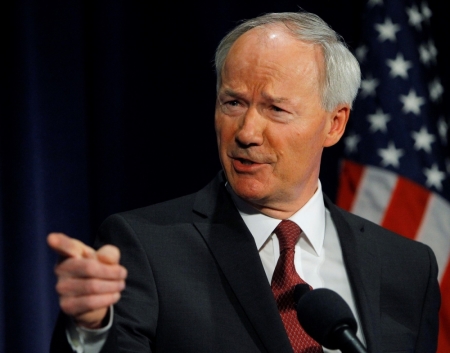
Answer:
[227, 181, 325, 256]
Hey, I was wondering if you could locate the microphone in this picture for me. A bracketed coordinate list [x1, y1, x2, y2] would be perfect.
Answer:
[293, 283, 311, 304]
[295, 287, 367, 353]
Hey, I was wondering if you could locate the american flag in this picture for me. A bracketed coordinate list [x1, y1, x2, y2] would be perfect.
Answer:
[336, 0, 450, 350]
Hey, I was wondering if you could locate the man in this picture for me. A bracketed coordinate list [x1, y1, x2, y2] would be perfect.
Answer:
[48, 11, 440, 353]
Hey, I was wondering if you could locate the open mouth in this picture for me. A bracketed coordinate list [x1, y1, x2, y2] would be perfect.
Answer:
[238, 158, 254, 165]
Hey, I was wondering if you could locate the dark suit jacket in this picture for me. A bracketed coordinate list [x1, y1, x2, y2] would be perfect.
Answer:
[51, 172, 440, 353]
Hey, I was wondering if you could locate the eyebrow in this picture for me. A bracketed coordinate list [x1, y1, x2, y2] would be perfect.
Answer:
[219, 89, 291, 104]
[219, 88, 242, 99]
[261, 92, 291, 104]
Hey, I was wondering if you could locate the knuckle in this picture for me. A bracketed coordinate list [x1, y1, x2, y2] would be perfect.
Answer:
[85, 280, 100, 294]
[53, 263, 65, 277]
[59, 295, 102, 315]
[59, 298, 75, 315]
[55, 281, 67, 295]
[83, 296, 99, 311]
[84, 261, 103, 278]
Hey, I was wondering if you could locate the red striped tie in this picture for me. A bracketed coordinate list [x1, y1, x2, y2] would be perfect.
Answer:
[271, 220, 323, 353]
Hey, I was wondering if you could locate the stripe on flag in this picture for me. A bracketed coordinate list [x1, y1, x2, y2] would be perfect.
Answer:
[381, 176, 430, 240]
[416, 193, 450, 282]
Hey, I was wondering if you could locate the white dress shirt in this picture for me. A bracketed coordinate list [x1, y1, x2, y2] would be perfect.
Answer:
[70, 180, 366, 352]
[227, 181, 366, 352]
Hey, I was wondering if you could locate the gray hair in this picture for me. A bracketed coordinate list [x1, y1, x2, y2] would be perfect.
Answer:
[214, 11, 361, 111]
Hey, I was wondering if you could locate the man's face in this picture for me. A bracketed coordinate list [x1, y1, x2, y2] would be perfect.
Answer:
[215, 26, 349, 217]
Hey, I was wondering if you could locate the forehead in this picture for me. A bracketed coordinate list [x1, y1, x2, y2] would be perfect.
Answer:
[222, 25, 324, 92]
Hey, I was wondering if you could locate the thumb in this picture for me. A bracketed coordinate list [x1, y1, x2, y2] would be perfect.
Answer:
[96, 244, 121, 265]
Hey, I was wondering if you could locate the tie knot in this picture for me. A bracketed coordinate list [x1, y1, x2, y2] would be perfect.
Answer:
[274, 220, 301, 251]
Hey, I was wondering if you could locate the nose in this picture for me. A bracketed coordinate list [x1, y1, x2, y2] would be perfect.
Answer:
[235, 107, 264, 147]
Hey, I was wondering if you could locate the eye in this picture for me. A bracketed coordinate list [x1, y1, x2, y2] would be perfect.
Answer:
[271, 105, 284, 112]
[267, 104, 292, 123]
[218, 98, 246, 116]
[226, 100, 240, 107]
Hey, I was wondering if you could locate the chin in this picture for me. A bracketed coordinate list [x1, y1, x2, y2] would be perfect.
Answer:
[230, 178, 268, 203]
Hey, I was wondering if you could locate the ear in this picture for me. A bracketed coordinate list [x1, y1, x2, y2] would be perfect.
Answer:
[323, 104, 350, 147]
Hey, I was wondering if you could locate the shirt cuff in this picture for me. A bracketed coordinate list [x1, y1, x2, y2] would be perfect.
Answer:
[66, 306, 113, 353]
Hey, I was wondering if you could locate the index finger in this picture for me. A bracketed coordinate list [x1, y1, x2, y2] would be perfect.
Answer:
[47, 233, 96, 259]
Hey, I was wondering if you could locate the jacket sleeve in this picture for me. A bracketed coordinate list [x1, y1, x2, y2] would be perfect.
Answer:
[96, 213, 158, 352]
[49, 213, 158, 353]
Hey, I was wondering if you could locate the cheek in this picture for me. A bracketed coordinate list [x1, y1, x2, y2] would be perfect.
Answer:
[215, 115, 235, 148]
[279, 127, 324, 168]
[295, 119, 329, 147]
[214, 113, 225, 145]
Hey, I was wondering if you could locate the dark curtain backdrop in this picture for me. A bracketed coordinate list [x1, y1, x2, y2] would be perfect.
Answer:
[1, 1, 449, 352]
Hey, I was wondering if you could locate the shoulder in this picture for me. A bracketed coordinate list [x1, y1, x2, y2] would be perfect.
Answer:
[113, 192, 198, 226]
[325, 195, 435, 259]
[93, 193, 197, 249]
[98, 171, 227, 234]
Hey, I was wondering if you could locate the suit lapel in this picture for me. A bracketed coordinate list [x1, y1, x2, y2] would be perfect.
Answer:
[325, 196, 381, 353]
[191, 175, 382, 352]
[192, 174, 293, 353]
